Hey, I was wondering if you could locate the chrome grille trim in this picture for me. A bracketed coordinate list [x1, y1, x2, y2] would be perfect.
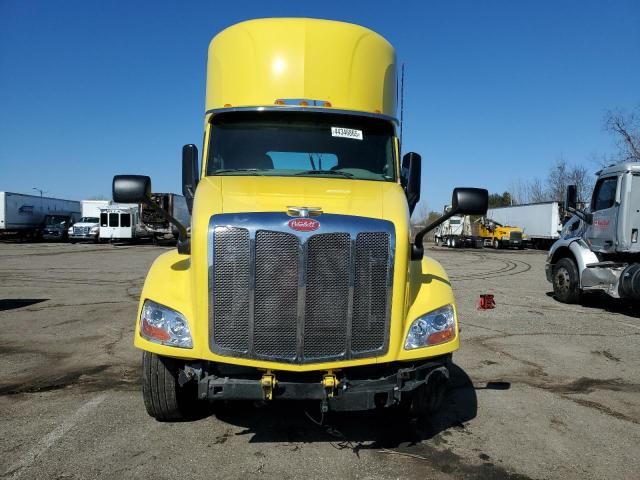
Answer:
[208, 213, 395, 364]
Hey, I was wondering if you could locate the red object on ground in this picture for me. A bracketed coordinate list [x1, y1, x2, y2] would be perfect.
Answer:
[478, 294, 496, 310]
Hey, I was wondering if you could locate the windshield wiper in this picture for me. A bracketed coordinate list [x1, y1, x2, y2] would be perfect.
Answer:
[295, 170, 354, 178]
[211, 168, 269, 175]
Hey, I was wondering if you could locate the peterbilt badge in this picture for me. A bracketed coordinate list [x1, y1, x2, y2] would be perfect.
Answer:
[288, 218, 320, 232]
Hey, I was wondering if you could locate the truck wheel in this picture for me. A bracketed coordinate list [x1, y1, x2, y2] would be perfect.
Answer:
[451, 238, 457, 248]
[435, 237, 440, 247]
[552, 258, 581, 304]
[404, 371, 448, 417]
[142, 351, 205, 421]
[492, 239, 499, 249]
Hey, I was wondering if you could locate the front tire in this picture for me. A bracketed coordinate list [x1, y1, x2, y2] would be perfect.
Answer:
[403, 371, 448, 417]
[142, 352, 204, 421]
[493, 239, 500, 249]
[552, 257, 581, 304]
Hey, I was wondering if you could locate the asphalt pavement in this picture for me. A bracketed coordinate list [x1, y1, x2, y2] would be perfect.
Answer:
[1, 242, 639, 479]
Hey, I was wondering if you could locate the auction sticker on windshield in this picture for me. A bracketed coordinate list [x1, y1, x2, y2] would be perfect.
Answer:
[331, 127, 363, 140]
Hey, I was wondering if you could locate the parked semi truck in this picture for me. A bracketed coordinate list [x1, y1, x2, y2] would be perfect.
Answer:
[433, 207, 482, 248]
[0, 192, 80, 240]
[488, 202, 562, 249]
[141, 193, 190, 242]
[546, 162, 640, 304]
[112, 18, 487, 420]
[477, 217, 524, 249]
[69, 200, 110, 243]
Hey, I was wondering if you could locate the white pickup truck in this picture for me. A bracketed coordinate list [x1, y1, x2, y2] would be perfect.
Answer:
[69, 200, 109, 243]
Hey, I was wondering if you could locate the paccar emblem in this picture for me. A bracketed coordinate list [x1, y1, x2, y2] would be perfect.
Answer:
[288, 218, 320, 232]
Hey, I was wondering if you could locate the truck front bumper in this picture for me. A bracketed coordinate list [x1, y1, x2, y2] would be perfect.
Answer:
[69, 233, 98, 241]
[193, 357, 451, 411]
[42, 231, 64, 241]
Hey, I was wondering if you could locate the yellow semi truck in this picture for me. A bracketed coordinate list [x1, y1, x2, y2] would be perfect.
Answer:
[478, 218, 525, 249]
[113, 18, 487, 419]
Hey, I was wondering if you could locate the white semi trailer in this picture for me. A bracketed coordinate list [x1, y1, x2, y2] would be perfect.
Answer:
[488, 202, 563, 249]
[0, 192, 81, 239]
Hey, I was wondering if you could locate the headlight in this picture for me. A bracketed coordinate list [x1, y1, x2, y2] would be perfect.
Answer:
[404, 304, 456, 350]
[68, 227, 73, 234]
[140, 300, 193, 348]
[502, 236, 509, 241]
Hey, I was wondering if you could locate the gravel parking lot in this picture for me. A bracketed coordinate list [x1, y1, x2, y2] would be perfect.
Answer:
[1, 242, 639, 479]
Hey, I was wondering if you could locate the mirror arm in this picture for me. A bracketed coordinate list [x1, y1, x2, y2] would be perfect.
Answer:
[141, 198, 191, 254]
[411, 209, 458, 261]
[566, 206, 592, 224]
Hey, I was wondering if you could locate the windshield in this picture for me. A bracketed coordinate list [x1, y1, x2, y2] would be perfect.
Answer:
[206, 111, 396, 181]
[80, 217, 99, 223]
[45, 215, 68, 225]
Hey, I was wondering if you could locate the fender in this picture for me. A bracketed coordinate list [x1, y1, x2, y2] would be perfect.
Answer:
[133, 251, 199, 360]
[549, 237, 604, 288]
[397, 256, 459, 361]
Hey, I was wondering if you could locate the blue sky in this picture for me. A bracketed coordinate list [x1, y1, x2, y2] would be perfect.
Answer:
[1, 0, 638, 215]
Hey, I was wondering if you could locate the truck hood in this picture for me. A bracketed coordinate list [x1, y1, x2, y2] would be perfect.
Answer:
[73, 222, 99, 228]
[196, 176, 405, 219]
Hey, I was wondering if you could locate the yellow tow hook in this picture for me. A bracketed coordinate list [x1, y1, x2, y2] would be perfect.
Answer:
[260, 370, 277, 400]
[322, 371, 339, 398]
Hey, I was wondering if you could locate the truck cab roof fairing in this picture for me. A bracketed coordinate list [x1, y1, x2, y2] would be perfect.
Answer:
[206, 18, 397, 118]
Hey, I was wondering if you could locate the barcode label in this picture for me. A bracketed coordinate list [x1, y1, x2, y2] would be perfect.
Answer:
[331, 127, 363, 140]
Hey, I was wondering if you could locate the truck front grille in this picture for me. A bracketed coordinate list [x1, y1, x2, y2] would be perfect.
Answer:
[510, 231, 523, 242]
[208, 213, 395, 364]
[73, 226, 91, 236]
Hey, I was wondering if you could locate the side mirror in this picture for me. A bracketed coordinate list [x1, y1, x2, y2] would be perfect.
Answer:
[565, 184, 577, 211]
[451, 187, 488, 215]
[113, 175, 152, 204]
[182, 144, 199, 212]
[411, 187, 488, 260]
[401, 152, 421, 214]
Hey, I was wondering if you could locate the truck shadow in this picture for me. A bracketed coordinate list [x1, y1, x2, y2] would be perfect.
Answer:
[579, 292, 640, 318]
[212, 363, 479, 447]
[0, 298, 48, 311]
[546, 291, 640, 319]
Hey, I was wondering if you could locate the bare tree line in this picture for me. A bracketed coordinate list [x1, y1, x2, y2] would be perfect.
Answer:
[509, 105, 640, 205]
[412, 105, 640, 223]
[508, 156, 594, 204]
